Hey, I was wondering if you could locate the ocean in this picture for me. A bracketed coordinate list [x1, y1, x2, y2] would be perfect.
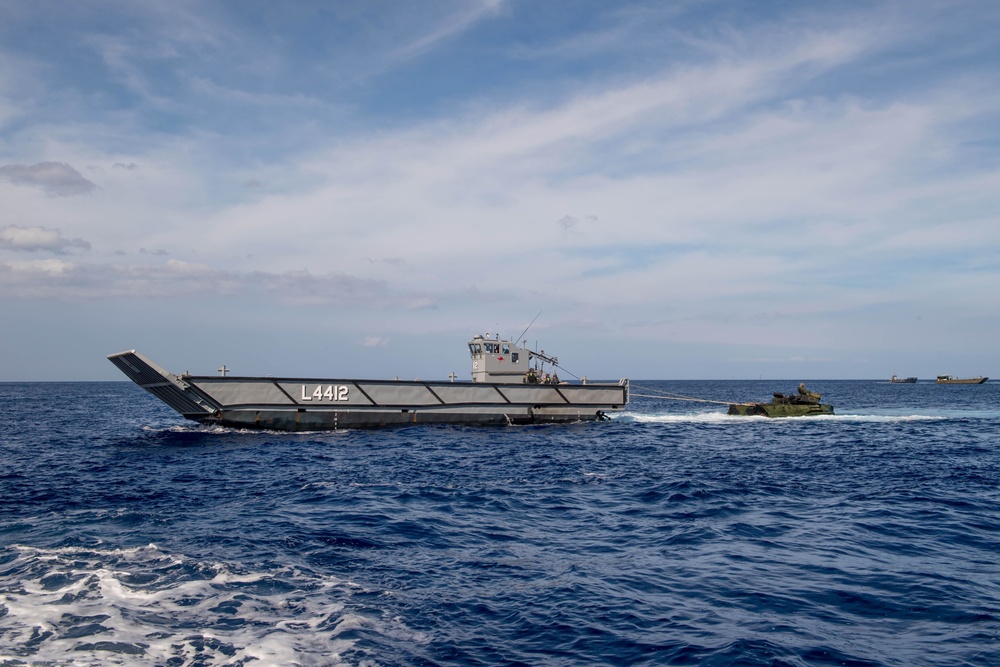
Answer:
[1, 379, 998, 666]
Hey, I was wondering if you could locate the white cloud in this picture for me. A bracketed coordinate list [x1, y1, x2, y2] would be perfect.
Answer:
[0, 225, 91, 253]
[4, 258, 74, 275]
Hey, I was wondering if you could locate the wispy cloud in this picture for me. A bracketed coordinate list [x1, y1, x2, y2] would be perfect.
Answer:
[0, 258, 413, 305]
[0, 162, 97, 196]
[388, 0, 505, 61]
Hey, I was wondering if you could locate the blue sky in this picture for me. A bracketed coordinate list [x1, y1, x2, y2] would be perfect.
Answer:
[2, 0, 1000, 381]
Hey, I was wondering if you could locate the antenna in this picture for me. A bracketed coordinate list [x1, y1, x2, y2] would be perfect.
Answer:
[514, 310, 542, 347]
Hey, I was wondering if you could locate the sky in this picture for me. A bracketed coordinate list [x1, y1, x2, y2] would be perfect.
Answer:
[2, 0, 1000, 381]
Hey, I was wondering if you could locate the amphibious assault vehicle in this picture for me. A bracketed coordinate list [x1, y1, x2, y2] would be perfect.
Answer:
[728, 384, 834, 417]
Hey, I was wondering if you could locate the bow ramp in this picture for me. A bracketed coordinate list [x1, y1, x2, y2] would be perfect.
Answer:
[108, 350, 216, 419]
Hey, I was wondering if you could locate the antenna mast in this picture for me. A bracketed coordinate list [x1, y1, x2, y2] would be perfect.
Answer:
[514, 310, 542, 347]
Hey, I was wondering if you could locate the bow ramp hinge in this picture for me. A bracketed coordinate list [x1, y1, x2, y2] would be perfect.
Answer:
[107, 350, 215, 417]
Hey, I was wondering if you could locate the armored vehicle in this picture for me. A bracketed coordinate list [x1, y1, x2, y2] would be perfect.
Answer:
[728, 384, 834, 417]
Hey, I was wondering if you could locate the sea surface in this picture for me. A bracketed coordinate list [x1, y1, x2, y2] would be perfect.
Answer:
[1, 379, 998, 666]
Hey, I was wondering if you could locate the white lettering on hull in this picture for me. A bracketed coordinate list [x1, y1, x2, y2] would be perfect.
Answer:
[300, 385, 350, 402]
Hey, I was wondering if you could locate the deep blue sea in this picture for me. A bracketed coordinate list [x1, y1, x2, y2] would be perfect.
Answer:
[1, 380, 999, 666]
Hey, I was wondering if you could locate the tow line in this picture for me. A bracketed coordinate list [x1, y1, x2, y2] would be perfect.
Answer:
[629, 384, 736, 406]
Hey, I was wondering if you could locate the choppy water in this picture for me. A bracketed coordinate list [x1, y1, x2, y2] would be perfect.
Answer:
[1, 380, 998, 666]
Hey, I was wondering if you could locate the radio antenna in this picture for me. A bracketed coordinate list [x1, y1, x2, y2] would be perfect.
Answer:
[514, 310, 542, 347]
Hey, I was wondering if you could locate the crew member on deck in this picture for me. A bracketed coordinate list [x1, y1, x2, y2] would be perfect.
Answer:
[797, 383, 821, 402]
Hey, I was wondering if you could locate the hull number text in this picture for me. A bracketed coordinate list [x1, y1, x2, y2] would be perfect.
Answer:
[300, 385, 350, 402]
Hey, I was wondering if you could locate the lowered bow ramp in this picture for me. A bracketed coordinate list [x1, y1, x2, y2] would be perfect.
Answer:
[108, 350, 216, 419]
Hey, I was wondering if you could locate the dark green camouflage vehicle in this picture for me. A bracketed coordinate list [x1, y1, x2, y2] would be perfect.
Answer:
[728, 384, 834, 417]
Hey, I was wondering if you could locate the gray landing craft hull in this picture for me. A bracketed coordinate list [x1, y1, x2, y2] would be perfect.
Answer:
[936, 376, 988, 384]
[109, 350, 629, 430]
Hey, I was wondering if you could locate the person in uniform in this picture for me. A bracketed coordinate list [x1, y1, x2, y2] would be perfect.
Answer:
[797, 383, 820, 403]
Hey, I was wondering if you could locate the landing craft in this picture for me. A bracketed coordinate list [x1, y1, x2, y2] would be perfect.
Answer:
[109, 333, 629, 430]
[935, 375, 988, 384]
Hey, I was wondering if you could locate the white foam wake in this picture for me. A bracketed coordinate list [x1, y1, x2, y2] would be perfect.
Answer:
[617, 411, 970, 424]
[0, 543, 414, 666]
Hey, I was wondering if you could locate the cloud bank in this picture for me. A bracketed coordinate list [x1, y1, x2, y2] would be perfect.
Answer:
[1, 1, 999, 379]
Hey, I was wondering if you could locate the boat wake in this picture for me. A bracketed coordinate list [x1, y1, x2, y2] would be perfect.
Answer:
[0, 544, 414, 666]
[616, 410, 996, 424]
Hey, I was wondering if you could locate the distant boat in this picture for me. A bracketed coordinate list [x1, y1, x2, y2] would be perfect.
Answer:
[890, 375, 918, 384]
[936, 375, 988, 384]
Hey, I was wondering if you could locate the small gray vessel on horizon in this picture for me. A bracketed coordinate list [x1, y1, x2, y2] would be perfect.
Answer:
[109, 333, 629, 430]
[935, 375, 988, 384]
